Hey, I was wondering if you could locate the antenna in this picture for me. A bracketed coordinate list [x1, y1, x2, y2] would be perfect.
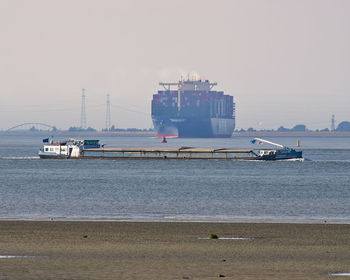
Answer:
[105, 94, 111, 131]
[80, 88, 87, 130]
[331, 114, 336, 131]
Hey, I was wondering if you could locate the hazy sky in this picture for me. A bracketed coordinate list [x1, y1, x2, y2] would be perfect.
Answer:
[0, 0, 349, 130]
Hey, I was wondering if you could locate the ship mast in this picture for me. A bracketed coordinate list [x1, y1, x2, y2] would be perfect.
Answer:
[159, 82, 179, 91]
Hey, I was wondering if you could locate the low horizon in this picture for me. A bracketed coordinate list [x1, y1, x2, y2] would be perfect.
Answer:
[3, 122, 350, 133]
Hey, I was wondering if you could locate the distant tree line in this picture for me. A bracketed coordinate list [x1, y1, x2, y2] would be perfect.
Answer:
[237, 121, 350, 132]
[24, 126, 59, 132]
[67, 125, 154, 132]
[336, 121, 350, 132]
[68, 126, 97, 132]
[101, 125, 153, 132]
[6, 121, 350, 132]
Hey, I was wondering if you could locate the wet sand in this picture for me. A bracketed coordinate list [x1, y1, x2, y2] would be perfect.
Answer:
[0, 221, 349, 279]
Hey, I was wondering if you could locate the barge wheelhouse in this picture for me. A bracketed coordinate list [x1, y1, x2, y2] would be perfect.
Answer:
[38, 139, 100, 159]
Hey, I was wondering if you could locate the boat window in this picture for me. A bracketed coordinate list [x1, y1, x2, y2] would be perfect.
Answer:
[45, 148, 48, 151]
[84, 140, 99, 145]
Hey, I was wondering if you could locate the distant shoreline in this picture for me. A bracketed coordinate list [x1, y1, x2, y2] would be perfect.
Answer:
[1, 130, 350, 137]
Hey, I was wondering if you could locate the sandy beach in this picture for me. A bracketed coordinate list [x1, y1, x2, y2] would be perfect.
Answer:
[0, 221, 349, 279]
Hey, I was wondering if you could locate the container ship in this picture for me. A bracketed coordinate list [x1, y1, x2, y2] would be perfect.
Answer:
[151, 78, 235, 138]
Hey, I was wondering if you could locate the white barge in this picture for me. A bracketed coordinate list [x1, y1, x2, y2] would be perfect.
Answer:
[38, 139, 100, 159]
[38, 138, 303, 161]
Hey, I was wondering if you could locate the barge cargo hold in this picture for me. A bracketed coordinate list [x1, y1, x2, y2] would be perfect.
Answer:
[38, 139, 303, 161]
[82, 147, 260, 160]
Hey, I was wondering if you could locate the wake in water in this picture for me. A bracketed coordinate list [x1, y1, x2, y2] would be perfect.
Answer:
[1, 156, 40, 160]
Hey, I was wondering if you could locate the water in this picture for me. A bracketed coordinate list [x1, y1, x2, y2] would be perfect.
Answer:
[0, 134, 350, 223]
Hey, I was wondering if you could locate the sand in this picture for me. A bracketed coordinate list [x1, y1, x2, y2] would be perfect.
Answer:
[0, 221, 349, 279]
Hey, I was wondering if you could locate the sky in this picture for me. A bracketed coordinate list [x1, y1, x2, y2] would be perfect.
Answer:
[0, 0, 349, 130]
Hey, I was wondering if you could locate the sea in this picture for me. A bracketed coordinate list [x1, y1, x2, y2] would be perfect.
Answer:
[0, 134, 349, 224]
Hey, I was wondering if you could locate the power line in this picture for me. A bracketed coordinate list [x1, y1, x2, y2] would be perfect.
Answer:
[80, 88, 87, 129]
[105, 94, 111, 130]
[110, 104, 148, 115]
[331, 115, 336, 131]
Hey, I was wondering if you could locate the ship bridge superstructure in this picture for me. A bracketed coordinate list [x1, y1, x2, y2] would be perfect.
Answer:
[159, 79, 217, 91]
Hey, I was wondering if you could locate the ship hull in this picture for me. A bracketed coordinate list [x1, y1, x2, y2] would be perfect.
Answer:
[38, 151, 69, 159]
[258, 150, 303, 161]
[152, 117, 234, 138]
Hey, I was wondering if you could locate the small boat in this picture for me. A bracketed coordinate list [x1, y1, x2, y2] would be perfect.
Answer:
[250, 138, 303, 161]
[38, 137, 302, 161]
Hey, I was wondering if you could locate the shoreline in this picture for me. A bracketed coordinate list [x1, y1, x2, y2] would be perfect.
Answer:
[1, 215, 350, 224]
[2, 130, 350, 137]
[0, 220, 349, 279]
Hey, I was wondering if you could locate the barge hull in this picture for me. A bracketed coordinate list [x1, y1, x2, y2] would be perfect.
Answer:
[81, 148, 258, 160]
